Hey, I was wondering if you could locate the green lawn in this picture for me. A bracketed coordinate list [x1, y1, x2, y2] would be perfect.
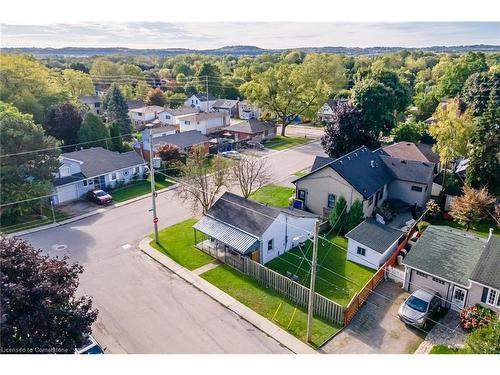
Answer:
[266, 234, 375, 306]
[263, 136, 309, 151]
[430, 345, 462, 354]
[431, 217, 499, 238]
[150, 219, 214, 270]
[0, 206, 70, 234]
[111, 179, 173, 203]
[201, 264, 341, 347]
[249, 184, 294, 208]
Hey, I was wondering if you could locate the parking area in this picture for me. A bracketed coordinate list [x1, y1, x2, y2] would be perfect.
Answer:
[320, 281, 427, 354]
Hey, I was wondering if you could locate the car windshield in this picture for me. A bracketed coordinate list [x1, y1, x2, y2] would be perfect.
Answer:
[95, 191, 107, 197]
[406, 296, 429, 313]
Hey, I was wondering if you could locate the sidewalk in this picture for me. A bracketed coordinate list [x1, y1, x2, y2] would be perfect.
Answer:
[8, 184, 179, 237]
[414, 310, 466, 354]
[138, 238, 317, 354]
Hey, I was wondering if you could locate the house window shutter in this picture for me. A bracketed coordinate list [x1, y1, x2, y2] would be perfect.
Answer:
[481, 287, 489, 303]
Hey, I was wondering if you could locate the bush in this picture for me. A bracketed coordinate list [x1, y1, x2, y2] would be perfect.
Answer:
[417, 220, 430, 232]
[459, 304, 497, 332]
[154, 171, 166, 182]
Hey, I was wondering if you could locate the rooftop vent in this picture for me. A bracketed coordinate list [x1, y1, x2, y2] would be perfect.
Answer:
[347, 156, 351, 160]
[370, 160, 375, 168]
[339, 160, 343, 165]
[354, 152, 358, 157]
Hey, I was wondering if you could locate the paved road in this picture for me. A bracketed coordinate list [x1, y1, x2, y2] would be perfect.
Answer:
[21, 139, 326, 354]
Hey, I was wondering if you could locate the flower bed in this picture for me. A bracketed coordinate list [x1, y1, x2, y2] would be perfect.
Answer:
[459, 304, 497, 332]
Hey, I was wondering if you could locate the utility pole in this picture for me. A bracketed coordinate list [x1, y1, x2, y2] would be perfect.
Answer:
[306, 219, 320, 343]
[146, 124, 159, 244]
[206, 75, 209, 113]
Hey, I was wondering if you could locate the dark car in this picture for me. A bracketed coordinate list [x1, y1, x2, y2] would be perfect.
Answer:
[86, 189, 112, 205]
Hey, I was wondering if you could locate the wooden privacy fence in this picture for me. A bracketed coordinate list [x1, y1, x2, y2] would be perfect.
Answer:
[343, 229, 416, 325]
[242, 257, 345, 326]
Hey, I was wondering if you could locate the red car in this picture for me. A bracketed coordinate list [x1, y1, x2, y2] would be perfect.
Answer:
[86, 189, 113, 205]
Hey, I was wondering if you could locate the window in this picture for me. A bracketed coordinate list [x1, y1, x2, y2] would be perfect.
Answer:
[416, 271, 428, 278]
[264, 130, 269, 136]
[138, 113, 142, 116]
[111, 172, 117, 180]
[297, 189, 306, 201]
[134, 166, 140, 174]
[267, 239, 274, 253]
[411, 185, 423, 192]
[165, 115, 171, 119]
[432, 277, 445, 285]
[83, 180, 87, 187]
[356, 247, 366, 256]
[95, 102, 100, 108]
[368, 196, 374, 206]
[185, 121, 191, 125]
[487, 289, 498, 306]
[327, 194, 336, 208]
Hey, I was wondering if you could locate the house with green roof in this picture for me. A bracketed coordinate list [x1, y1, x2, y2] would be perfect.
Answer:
[402, 225, 500, 313]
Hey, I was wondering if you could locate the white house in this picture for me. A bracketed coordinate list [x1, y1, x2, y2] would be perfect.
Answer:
[185, 92, 217, 111]
[345, 219, 405, 270]
[129, 106, 165, 129]
[212, 99, 239, 118]
[238, 100, 260, 120]
[193, 192, 318, 264]
[140, 125, 178, 142]
[403, 226, 500, 313]
[317, 98, 349, 123]
[78, 95, 101, 115]
[52, 147, 146, 205]
[158, 106, 199, 126]
[179, 111, 229, 135]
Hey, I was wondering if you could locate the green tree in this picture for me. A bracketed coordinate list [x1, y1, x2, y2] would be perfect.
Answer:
[391, 119, 426, 143]
[414, 90, 439, 121]
[104, 84, 132, 138]
[44, 101, 82, 150]
[89, 59, 121, 80]
[145, 87, 167, 106]
[241, 63, 332, 136]
[466, 89, 500, 189]
[371, 70, 412, 114]
[77, 112, 110, 149]
[166, 92, 187, 109]
[464, 320, 500, 354]
[329, 196, 347, 232]
[345, 199, 364, 233]
[196, 63, 223, 97]
[62, 69, 95, 97]
[134, 80, 150, 100]
[0, 237, 98, 352]
[0, 102, 60, 222]
[109, 122, 124, 153]
[461, 71, 500, 116]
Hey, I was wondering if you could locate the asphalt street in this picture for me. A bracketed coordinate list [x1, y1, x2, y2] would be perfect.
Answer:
[21, 136, 326, 354]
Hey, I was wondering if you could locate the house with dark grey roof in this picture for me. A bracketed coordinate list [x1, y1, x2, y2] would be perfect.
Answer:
[402, 225, 500, 313]
[317, 98, 349, 123]
[293, 146, 435, 219]
[221, 119, 277, 143]
[185, 92, 217, 111]
[212, 99, 240, 118]
[345, 219, 405, 270]
[135, 130, 210, 159]
[52, 147, 146, 204]
[193, 192, 318, 264]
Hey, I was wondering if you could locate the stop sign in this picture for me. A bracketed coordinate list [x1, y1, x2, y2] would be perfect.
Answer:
[153, 217, 159, 224]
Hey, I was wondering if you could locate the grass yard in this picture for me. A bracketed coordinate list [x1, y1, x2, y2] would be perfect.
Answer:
[430, 345, 462, 354]
[249, 184, 294, 208]
[263, 136, 309, 151]
[431, 217, 499, 238]
[0, 206, 70, 234]
[150, 219, 214, 270]
[201, 264, 341, 347]
[266, 234, 375, 306]
[111, 179, 173, 203]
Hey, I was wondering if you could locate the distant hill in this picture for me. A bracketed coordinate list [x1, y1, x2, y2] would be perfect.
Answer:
[2, 45, 500, 57]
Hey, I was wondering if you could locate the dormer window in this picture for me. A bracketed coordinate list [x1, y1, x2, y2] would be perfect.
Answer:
[59, 165, 71, 178]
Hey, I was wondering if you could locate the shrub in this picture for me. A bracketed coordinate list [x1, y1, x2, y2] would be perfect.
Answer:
[425, 199, 441, 222]
[464, 319, 500, 354]
[459, 304, 497, 332]
[417, 220, 430, 232]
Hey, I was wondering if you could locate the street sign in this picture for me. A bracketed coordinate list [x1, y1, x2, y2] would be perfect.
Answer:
[153, 217, 159, 224]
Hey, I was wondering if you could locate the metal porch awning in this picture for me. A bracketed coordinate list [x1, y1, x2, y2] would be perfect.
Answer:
[193, 216, 259, 255]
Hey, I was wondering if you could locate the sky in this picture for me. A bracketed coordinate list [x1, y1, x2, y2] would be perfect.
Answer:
[1, 22, 499, 49]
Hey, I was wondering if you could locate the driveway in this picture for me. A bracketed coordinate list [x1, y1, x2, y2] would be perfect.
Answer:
[320, 281, 426, 354]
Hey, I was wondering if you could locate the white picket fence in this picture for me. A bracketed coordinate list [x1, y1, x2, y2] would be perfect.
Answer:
[242, 257, 344, 326]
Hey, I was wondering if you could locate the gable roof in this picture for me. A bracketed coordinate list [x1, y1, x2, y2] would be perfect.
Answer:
[130, 105, 165, 114]
[383, 142, 430, 163]
[127, 100, 146, 110]
[345, 218, 404, 254]
[206, 192, 282, 237]
[403, 226, 487, 287]
[470, 234, 500, 290]
[310, 156, 334, 172]
[61, 148, 145, 178]
[222, 119, 276, 135]
[380, 155, 435, 185]
[164, 106, 199, 116]
[212, 99, 238, 109]
[416, 143, 440, 164]
[152, 130, 209, 150]
[182, 111, 228, 122]
[192, 92, 216, 101]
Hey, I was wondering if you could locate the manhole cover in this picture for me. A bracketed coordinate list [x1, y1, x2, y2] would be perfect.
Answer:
[51, 244, 68, 251]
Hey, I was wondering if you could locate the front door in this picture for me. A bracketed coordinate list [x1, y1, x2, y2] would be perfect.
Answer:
[451, 286, 467, 311]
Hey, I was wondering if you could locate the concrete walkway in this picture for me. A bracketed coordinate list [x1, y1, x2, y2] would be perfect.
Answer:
[192, 260, 220, 275]
[414, 310, 466, 354]
[138, 238, 317, 354]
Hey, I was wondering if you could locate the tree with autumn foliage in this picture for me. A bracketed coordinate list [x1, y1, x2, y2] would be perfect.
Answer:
[0, 237, 98, 352]
[450, 186, 496, 231]
[145, 87, 167, 107]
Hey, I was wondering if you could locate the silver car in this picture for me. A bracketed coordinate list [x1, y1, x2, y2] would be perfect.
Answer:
[220, 150, 242, 160]
[398, 289, 442, 329]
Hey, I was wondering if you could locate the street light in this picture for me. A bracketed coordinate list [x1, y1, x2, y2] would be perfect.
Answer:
[146, 124, 159, 244]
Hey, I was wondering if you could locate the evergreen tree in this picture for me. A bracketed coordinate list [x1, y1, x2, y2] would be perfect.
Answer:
[466, 89, 500, 190]
[77, 112, 110, 149]
[345, 199, 364, 233]
[103, 84, 132, 138]
[44, 101, 82, 150]
[109, 122, 124, 153]
[329, 196, 347, 232]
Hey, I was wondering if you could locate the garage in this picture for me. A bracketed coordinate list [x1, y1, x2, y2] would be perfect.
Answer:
[55, 183, 79, 204]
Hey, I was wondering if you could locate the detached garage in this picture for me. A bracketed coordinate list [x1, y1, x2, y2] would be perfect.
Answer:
[345, 218, 405, 270]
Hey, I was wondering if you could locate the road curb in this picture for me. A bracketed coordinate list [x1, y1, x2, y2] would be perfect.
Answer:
[138, 238, 317, 354]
